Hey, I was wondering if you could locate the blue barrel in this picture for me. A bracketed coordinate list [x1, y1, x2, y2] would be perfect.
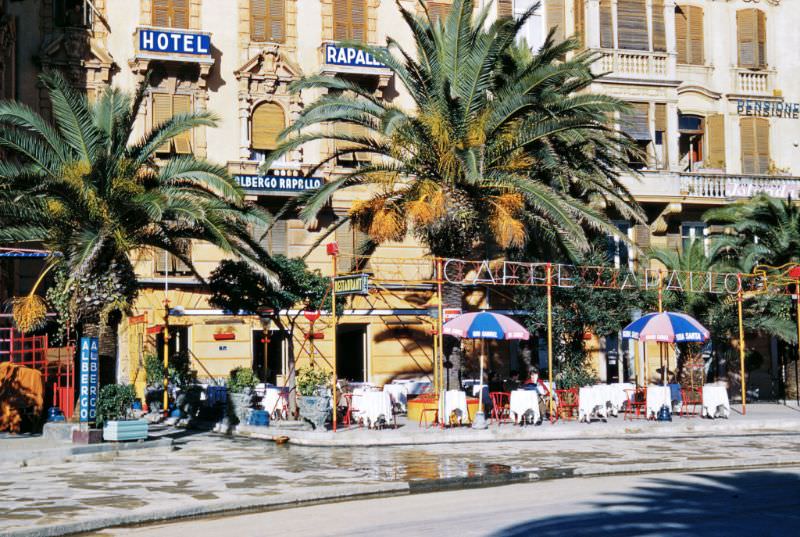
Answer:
[206, 386, 227, 406]
[247, 409, 270, 426]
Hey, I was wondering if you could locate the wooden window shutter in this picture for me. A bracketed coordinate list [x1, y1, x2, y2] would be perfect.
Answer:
[740, 117, 758, 174]
[333, 0, 349, 41]
[599, 0, 613, 48]
[633, 224, 651, 249]
[545, 0, 566, 43]
[574, 0, 585, 49]
[270, 220, 288, 256]
[251, 102, 285, 151]
[152, 0, 171, 27]
[652, 0, 666, 52]
[152, 93, 173, 153]
[172, 94, 192, 155]
[617, 0, 647, 51]
[171, 0, 189, 29]
[173, 243, 192, 273]
[497, 0, 512, 19]
[675, 6, 688, 63]
[756, 10, 766, 68]
[250, 0, 268, 41]
[737, 9, 758, 68]
[155, 249, 169, 273]
[705, 114, 725, 170]
[754, 118, 770, 174]
[621, 102, 650, 141]
[350, 0, 367, 42]
[655, 103, 667, 169]
[428, 2, 452, 25]
[335, 220, 355, 272]
[688, 7, 704, 65]
[269, 0, 286, 43]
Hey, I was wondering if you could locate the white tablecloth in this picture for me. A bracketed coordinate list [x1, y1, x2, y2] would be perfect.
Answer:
[702, 386, 730, 418]
[389, 379, 432, 395]
[383, 383, 409, 412]
[353, 391, 394, 427]
[579, 386, 609, 422]
[608, 383, 635, 412]
[260, 388, 283, 414]
[509, 390, 540, 424]
[646, 385, 672, 418]
[439, 390, 469, 425]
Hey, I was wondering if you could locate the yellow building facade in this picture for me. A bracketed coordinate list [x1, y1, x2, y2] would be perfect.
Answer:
[3, 0, 799, 396]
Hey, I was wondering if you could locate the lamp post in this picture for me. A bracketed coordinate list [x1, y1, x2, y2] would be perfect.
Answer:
[327, 242, 339, 432]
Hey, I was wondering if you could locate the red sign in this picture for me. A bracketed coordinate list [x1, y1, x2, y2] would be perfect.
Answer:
[305, 332, 325, 340]
[443, 308, 462, 322]
[303, 310, 321, 323]
[146, 325, 163, 334]
[326, 242, 339, 256]
[129, 314, 147, 325]
[213, 333, 236, 341]
[789, 267, 800, 279]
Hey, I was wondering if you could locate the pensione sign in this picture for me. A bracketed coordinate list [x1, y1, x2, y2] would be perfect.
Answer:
[736, 99, 800, 119]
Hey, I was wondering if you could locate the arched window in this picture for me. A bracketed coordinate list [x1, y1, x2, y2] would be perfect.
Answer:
[251, 102, 285, 155]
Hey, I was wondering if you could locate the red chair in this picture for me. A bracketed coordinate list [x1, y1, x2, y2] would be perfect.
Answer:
[419, 407, 440, 428]
[341, 393, 359, 427]
[555, 388, 579, 421]
[489, 392, 511, 424]
[624, 387, 647, 420]
[680, 387, 702, 417]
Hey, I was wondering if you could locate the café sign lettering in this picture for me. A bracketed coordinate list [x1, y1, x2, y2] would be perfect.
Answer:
[234, 174, 323, 194]
[139, 29, 211, 55]
[736, 99, 800, 119]
[324, 44, 386, 68]
[334, 274, 370, 295]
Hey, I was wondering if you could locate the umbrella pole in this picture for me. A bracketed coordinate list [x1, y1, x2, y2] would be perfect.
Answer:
[546, 263, 554, 422]
[479, 339, 484, 415]
[633, 340, 640, 387]
[738, 283, 747, 415]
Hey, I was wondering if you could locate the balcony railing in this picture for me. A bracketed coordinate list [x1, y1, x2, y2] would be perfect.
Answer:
[680, 172, 800, 199]
[733, 68, 774, 95]
[596, 49, 669, 79]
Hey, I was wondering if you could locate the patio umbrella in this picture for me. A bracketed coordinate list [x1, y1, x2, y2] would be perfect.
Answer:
[443, 312, 530, 427]
[622, 312, 709, 386]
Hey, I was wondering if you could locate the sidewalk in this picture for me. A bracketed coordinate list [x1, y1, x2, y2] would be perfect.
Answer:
[237, 402, 800, 447]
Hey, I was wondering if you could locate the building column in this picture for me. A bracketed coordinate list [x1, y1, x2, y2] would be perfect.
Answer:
[667, 100, 680, 170]
[646, 0, 653, 51]
[238, 93, 251, 160]
[586, 0, 601, 49]
[663, 0, 677, 78]
[611, 0, 619, 49]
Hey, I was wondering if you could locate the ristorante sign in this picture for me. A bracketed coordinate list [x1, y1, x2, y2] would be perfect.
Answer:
[324, 43, 386, 68]
[234, 174, 323, 194]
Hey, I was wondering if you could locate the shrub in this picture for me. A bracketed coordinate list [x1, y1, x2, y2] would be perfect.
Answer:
[144, 354, 164, 386]
[96, 384, 135, 427]
[227, 367, 257, 394]
[296, 366, 331, 397]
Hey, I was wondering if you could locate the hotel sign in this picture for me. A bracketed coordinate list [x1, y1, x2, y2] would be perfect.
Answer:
[324, 43, 386, 68]
[234, 174, 323, 195]
[334, 274, 370, 295]
[139, 28, 211, 55]
[78, 337, 99, 423]
[736, 99, 800, 119]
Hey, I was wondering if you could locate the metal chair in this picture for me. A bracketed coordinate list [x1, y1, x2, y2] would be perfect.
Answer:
[624, 387, 647, 420]
[555, 388, 579, 421]
[489, 391, 511, 424]
[680, 387, 702, 417]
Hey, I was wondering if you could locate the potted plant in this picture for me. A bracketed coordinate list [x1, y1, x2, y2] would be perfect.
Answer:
[227, 366, 257, 425]
[97, 384, 148, 441]
[296, 366, 332, 430]
[143, 353, 165, 414]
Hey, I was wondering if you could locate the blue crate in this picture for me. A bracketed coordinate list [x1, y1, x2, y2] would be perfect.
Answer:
[205, 386, 227, 406]
[247, 409, 270, 427]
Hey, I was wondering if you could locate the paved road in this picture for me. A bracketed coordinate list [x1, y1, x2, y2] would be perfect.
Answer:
[98, 467, 800, 536]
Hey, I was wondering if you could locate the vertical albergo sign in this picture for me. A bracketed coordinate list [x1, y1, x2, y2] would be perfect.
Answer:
[78, 337, 99, 422]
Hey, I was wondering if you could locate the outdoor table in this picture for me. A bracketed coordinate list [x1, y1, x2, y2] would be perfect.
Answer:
[401, 380, 432, 395]
[579, 385, 609, 422]
[702, 386, 730, 418]
[608, 383, 635, 414]
[668, 383, 683, 408]
[354, 391, 394, 428]
[260, 388, 282, 414]
[646, 385, 672, 418]
[509, 389, 540, 424]
[383, 383, 409, 412]
[439, 390, 469, 425]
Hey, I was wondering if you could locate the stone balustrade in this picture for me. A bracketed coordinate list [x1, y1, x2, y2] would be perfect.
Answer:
[733, 68, 773, 95]
[679, 172, 800, 199]
[596, 49, 669, 79]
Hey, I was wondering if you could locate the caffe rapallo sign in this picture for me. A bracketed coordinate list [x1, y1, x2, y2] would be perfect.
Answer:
[333, 274, 370, 295]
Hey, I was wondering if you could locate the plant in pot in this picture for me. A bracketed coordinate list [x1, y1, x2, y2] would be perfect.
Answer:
[296, 366, 332, 430]
[227, 366, 257, 426]
[143, 354, 165, 414]
[96, 384, 148, 441]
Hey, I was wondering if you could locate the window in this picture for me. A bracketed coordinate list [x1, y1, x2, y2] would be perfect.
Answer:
[675, 5, 703, 65]
[740, 117, 770, 175]
[333, 0, 367, 42]
[426, 1, 452, 24]
[155, 247, 192, 275]
[152, 0, 190, 29]
[651, 0, 666, 52]
[678, 114, 704, 171]
[497, 0, 513, 19]
[253, 215, 288, 257]
[54, 0, 92, 28]
[251, 102, 285, 158]
[335, 219, 371, 273]
[607, 221, 631, 269]
[573, 0, 584, 48]
[621, 102, 650, 169]
[515, 0, 544, 51]
[152, 93, 193, 155]
[617, 0, 647, 50]
[681, 222, 706, 252]
[654, 103, 667, 170]
[705, 114, 725, 170]
[599, 0, 613, 48]
[250, 0, 285, 43]
[544, 0, 565, 43]
[737, 9, 766, 69]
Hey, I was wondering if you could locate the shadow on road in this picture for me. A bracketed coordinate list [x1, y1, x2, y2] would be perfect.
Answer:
[491, 470, 800, 537]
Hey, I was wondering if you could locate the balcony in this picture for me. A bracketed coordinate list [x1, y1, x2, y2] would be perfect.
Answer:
[732, 68, 774, 96]
[680, 172, 800, 199]
[594, 49, 672, 81]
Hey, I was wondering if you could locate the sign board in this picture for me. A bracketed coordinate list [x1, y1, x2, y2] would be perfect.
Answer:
[139, 29, 211, 55]
[443, 308, 462, 322]
[334, 273, 370, 295]
[324, 43, 386, 68]
[736, 99, 800, 119]
[234, 174, 323, 195]
[78, 337, 99, 423]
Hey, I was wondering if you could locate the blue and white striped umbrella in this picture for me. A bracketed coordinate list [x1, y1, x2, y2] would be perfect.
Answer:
[622, 312, 710, 343]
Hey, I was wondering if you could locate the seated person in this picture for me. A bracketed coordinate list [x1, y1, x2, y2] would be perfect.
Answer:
[523, 368, 551, 423]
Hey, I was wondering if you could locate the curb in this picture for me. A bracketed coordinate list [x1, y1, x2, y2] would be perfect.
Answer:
[0, 438, 174, 469]
[5, 456, 800, 537]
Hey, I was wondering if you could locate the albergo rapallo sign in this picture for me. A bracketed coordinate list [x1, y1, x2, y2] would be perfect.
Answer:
[333, 273, 370, 295]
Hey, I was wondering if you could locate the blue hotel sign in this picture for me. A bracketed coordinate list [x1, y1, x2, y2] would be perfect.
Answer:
[235, 174, 323, 194]
[78, 337, 99, 423]
[139, 29, 211, 55]
[324, 44, 385, 68]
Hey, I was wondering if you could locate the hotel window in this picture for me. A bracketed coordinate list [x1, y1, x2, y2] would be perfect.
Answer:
[426, 1, 452, 24]
[678, 113, 704, 171]
[675, 5, 704, 65]
[251, 102, 285, 161]
[54, 0, 92, 28]
[740, 117, 770, 175]
[333, 0, 367, 42]
[681, 222, 706, 252]
[252, 214, 288, 257]
[335, 219, 371, 272]
[607, 221, 631, 269]
[705, 114, 725, 170]
[617, 0, 647, 50]
[514, 0, 544, 51]
[152, 93, 193, 155]
[155, 247, 192, 275]
[250, 0, 286, 43]
[737, 9, 766, 69]
[598, 0, 612, 48]
[653, 103, 667, 170]
[152, 0, 190, 29]
[573, 0, 584, 48]
[497, 0, 513, 18]
[620, 103, 650, 169]
[544, 0, 565, 43]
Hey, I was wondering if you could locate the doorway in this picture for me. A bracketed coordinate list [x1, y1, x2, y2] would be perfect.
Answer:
[252, 329, 286, 384]
[156, 325, 189, 363]
[336, 324, 368, 382]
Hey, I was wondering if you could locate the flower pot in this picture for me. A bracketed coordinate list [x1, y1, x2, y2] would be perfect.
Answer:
[103, 419, 148, 441]
[297, 395, 331, 430]
[228, 392, 253, 425]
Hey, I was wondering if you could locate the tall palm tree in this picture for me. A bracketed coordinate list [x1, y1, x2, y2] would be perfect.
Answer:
[267, 0, 643, 387]
[0, 71, 271, 356]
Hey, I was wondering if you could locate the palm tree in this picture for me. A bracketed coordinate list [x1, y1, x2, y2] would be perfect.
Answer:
[705, 194, 800, 398]
[0, 71, 271, 359]
[267, 0, 642, 386]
